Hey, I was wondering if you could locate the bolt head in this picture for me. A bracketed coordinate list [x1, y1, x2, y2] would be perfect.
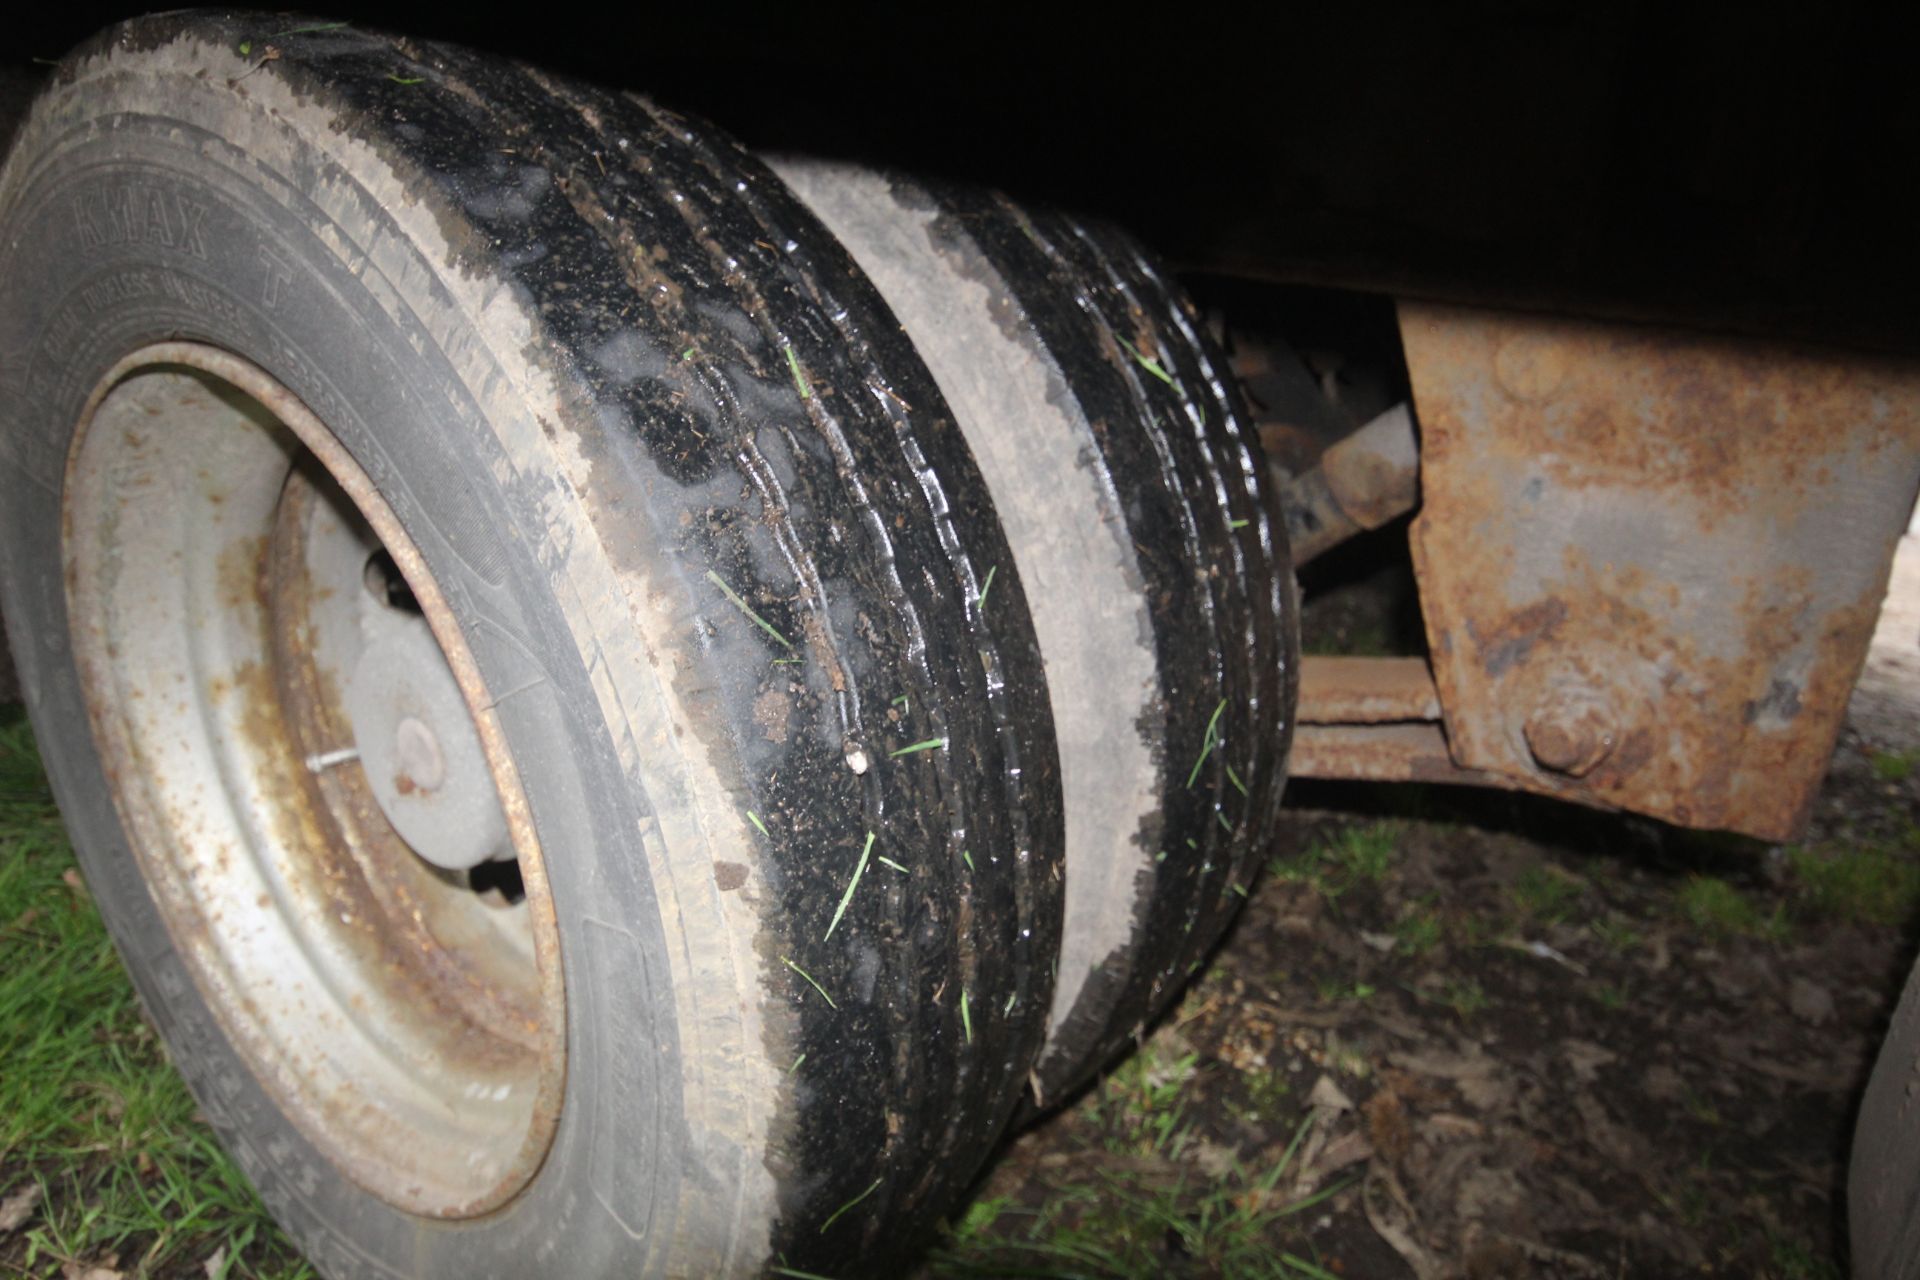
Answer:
[1524, 695, 1616, 778]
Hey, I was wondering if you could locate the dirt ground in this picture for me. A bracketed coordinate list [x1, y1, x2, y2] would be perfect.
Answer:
[914, 542, 1920, 1280]
[931, 764, 1911, 1278]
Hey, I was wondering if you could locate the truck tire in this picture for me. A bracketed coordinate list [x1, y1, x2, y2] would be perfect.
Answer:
[768, 161, 1298, 1100]
[1854, 952, 1920, 1279]
[0, 15, 1063, 1277]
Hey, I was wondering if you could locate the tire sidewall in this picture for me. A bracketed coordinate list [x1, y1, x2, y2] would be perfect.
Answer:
[0, 55, 711, 1279]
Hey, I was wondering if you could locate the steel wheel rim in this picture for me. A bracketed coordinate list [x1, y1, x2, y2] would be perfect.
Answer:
[62, 343, 565, 1218]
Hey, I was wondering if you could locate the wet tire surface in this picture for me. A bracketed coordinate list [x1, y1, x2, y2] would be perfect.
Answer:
[1, 15, 1066, 1276]
[772, 160, 1298, 1102]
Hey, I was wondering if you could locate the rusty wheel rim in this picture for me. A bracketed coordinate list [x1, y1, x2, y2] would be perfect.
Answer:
[62, 344, 565, 1218]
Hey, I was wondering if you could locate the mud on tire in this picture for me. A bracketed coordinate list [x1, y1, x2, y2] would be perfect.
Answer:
[0, 15, 1061, 1276]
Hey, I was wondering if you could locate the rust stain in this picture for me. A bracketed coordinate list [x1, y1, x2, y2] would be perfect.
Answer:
[1297, 656, 1442, 724]
[1400, 300, 1920, 840]
[1473, 598, 1570, 679]
[215, 534, 267, 613]
[265, 470, 545, 1055]
[65, 342, 566, 1220]
[1291, 722, 1531, 792]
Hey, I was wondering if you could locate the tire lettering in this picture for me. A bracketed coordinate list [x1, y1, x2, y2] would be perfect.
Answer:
[258, 246, 293, 309]
[72, 184, 210, 260]
[174, 196, 209, 259]
[154, 269, 249, 332]
[76, 269, 158, 311]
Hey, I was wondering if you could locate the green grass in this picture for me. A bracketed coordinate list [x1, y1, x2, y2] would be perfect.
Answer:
[1786, 841, 1920, 928]
[704, 569, 795, 650]
[1186, 699, 1229, 789]
[823, 832, 875, 941]
[1392, 903, 1443, 956]
[1591, 982, 1630, 1011]
[782, 343, 812, 400]
[1268, 822, 1398, 901]
[1094, 1041, 1200, 1159]
[1765, 1228, 1845, 1280]
[1868, 747, 1920, 782]
[930, 1107, 1354, 1279]
[1439, 977, 1489, 1020]
[1674, 874, 1789, 942]
[1299, 619, 1394, 658]
[1506, 865, 1583, 924]
[1682, 1088, 1723, 1128]
[976, 566, 997, 611]
[1313, 977, 1376, 1004]
[0, 709, 310, 1278]
[1328, 824, 1396, 884]
[1589, 915, 1642, 955]
[1232, 1071, 1294, 1126]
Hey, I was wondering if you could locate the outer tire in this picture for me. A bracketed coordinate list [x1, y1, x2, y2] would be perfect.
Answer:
[769, 162, 1298, 1099]
[0, 15, 1062, 1278]
[1854, 953, 1920, 1279]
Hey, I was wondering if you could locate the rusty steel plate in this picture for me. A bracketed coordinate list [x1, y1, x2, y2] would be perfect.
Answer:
[1401, 301, 1920, 840]
[1298, 656, 1443, 725]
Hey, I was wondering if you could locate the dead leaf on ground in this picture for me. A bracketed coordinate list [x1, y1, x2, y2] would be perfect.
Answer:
[1365, 1088, 1413, 1162]
[1574, 1092, 1642, 1167]
[1188, 1139, 1240, 1179]
[1420, 1112, 1486, 1142]
[1308, 1073, 1356, 1113]
[1363, 1162, 1443, 1280]
[1389, 1044, 1497, 1082]
[1561, 1039, 1618, 1083]
[62, 1261, 124, 1280]
[1640, 1062, 1685, 1102]
[1456, 1069, 1512, 1112]
[1788, 976, 1836, 1025]
[1453, 1164, 1525, 1222]
[1, 1181, 43, 1232]
[1311, 1127, 1376, 1178]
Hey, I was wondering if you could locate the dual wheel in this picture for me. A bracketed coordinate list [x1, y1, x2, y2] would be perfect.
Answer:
[0, 14, 1295, 1278]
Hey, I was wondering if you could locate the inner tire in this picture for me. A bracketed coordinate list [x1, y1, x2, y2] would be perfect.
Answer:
[770, 161, 1298, 1099]
[0, 16, 1063, 1277]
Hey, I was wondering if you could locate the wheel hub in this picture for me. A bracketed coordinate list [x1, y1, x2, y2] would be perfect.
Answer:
[345, 605, 512, 872]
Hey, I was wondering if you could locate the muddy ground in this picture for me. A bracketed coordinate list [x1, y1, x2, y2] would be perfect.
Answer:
[912, 545, 1920, 1279]
[928, 758, 1914, 1279]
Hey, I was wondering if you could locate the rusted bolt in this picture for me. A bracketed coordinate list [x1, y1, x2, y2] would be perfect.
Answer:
[1524, 691, 1617, 778]
[1493, 332, 1570, 403]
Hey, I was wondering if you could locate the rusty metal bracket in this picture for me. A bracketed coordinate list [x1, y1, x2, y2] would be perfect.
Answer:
[1299, 655, 1442, 724]
[1292, 655, 1522, 790]
[1398, 301, 1920, 840]
[1278, 404, 1422, 564]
